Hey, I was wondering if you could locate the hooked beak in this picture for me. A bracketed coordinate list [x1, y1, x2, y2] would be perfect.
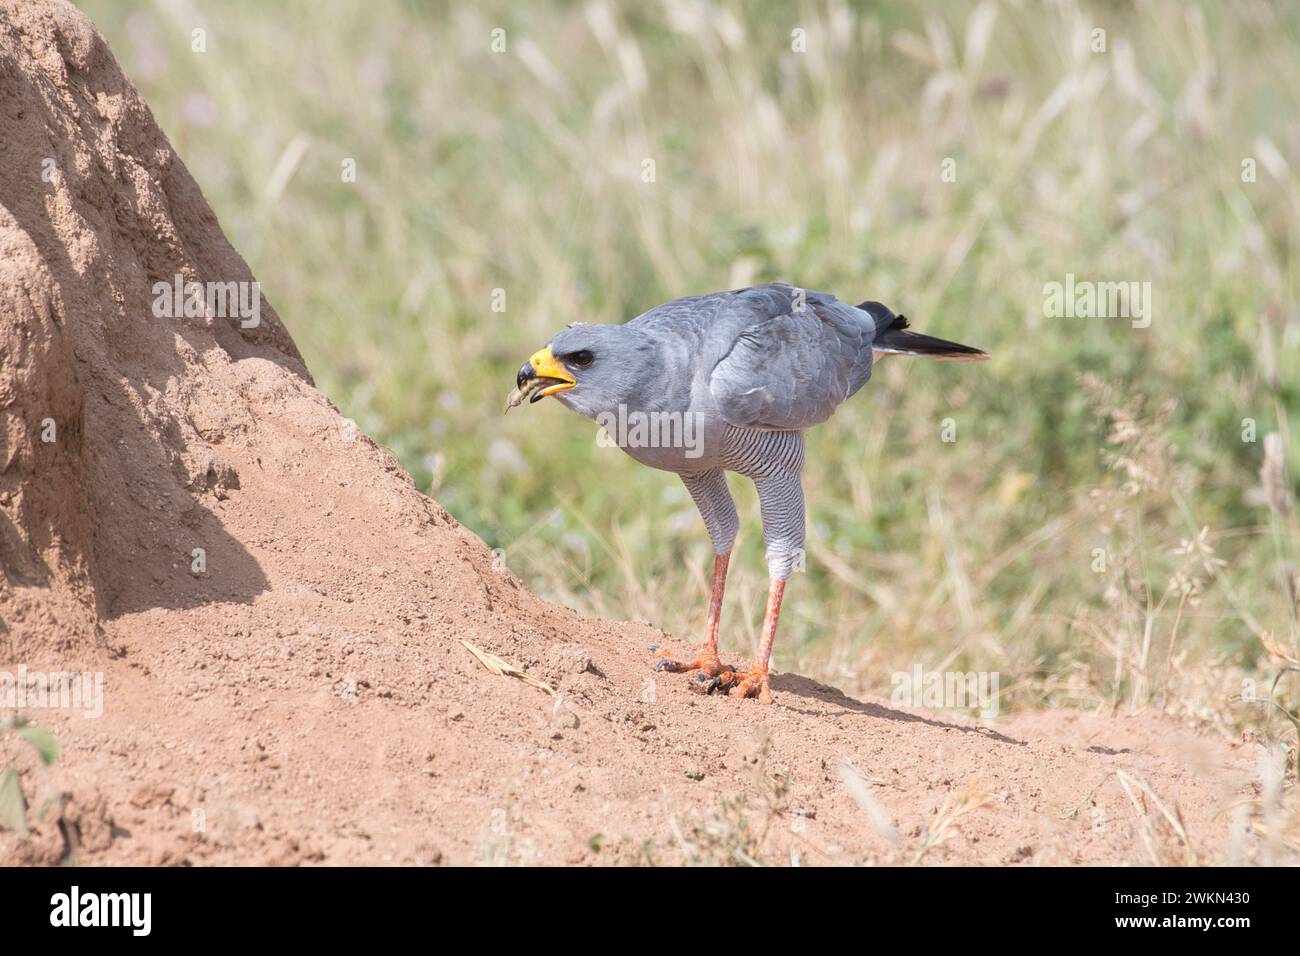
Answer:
[517, 346, 576, 401]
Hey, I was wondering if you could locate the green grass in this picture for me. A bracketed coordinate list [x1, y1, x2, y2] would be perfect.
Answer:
[79, 0, 1300, 738]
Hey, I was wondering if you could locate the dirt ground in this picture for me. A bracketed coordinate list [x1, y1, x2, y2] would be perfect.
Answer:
[0, 0, 1263, 866]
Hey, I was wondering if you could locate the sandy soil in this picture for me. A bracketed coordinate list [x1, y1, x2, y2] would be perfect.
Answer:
[0, 0, 1261, 866]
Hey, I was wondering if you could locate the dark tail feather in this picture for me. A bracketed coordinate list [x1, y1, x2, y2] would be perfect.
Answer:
[858, 301, 989, 363]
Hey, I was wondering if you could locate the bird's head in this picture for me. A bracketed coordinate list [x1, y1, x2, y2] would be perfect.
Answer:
[507, 323, 659, 420]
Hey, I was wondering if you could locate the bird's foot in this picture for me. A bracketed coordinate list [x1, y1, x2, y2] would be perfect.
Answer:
[727, 663, 772, 704]
[654, 645, 730, 677]
[652, 646, 769, 702]
[653, 645, 741, 693]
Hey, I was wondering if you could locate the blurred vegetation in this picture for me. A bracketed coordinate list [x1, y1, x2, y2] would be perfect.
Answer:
[80, 1, 1300, 744]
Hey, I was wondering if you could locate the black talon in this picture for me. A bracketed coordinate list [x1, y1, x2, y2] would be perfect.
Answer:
[647, 644, 659, 654]
[655, 658, 673, 672]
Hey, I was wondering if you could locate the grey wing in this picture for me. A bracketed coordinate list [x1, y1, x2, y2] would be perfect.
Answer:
[707, 285, 875, 430]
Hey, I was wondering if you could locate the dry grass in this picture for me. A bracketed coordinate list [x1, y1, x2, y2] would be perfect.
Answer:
[460, 639, 557, 696]
[910, 779, 995, 865]
[669, 729, 790, 866]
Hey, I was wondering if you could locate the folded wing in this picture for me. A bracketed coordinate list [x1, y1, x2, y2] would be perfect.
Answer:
[708, 285, 874, 430]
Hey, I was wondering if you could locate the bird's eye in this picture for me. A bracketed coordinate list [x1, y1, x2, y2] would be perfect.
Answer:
[569, 350, 594, 368]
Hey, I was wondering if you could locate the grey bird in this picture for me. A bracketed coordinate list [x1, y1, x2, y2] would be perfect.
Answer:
[508, 283, 988, 703]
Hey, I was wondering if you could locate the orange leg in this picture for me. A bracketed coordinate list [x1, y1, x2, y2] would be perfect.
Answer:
[729, 577, 786, 704]
[656, 552, 735, 683]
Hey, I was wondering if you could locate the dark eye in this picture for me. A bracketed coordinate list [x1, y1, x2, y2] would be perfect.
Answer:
[569, 350, 594, 368]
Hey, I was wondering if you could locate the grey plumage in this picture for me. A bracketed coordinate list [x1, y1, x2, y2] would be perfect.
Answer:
[707, 287, 873, 430]
[516, 282, 988, 700]
[541, 282, 984, 574]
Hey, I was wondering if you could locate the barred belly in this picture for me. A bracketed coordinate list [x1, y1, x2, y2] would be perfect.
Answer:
[721, 426, 805, 479]
[722, 426, 806, 579]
